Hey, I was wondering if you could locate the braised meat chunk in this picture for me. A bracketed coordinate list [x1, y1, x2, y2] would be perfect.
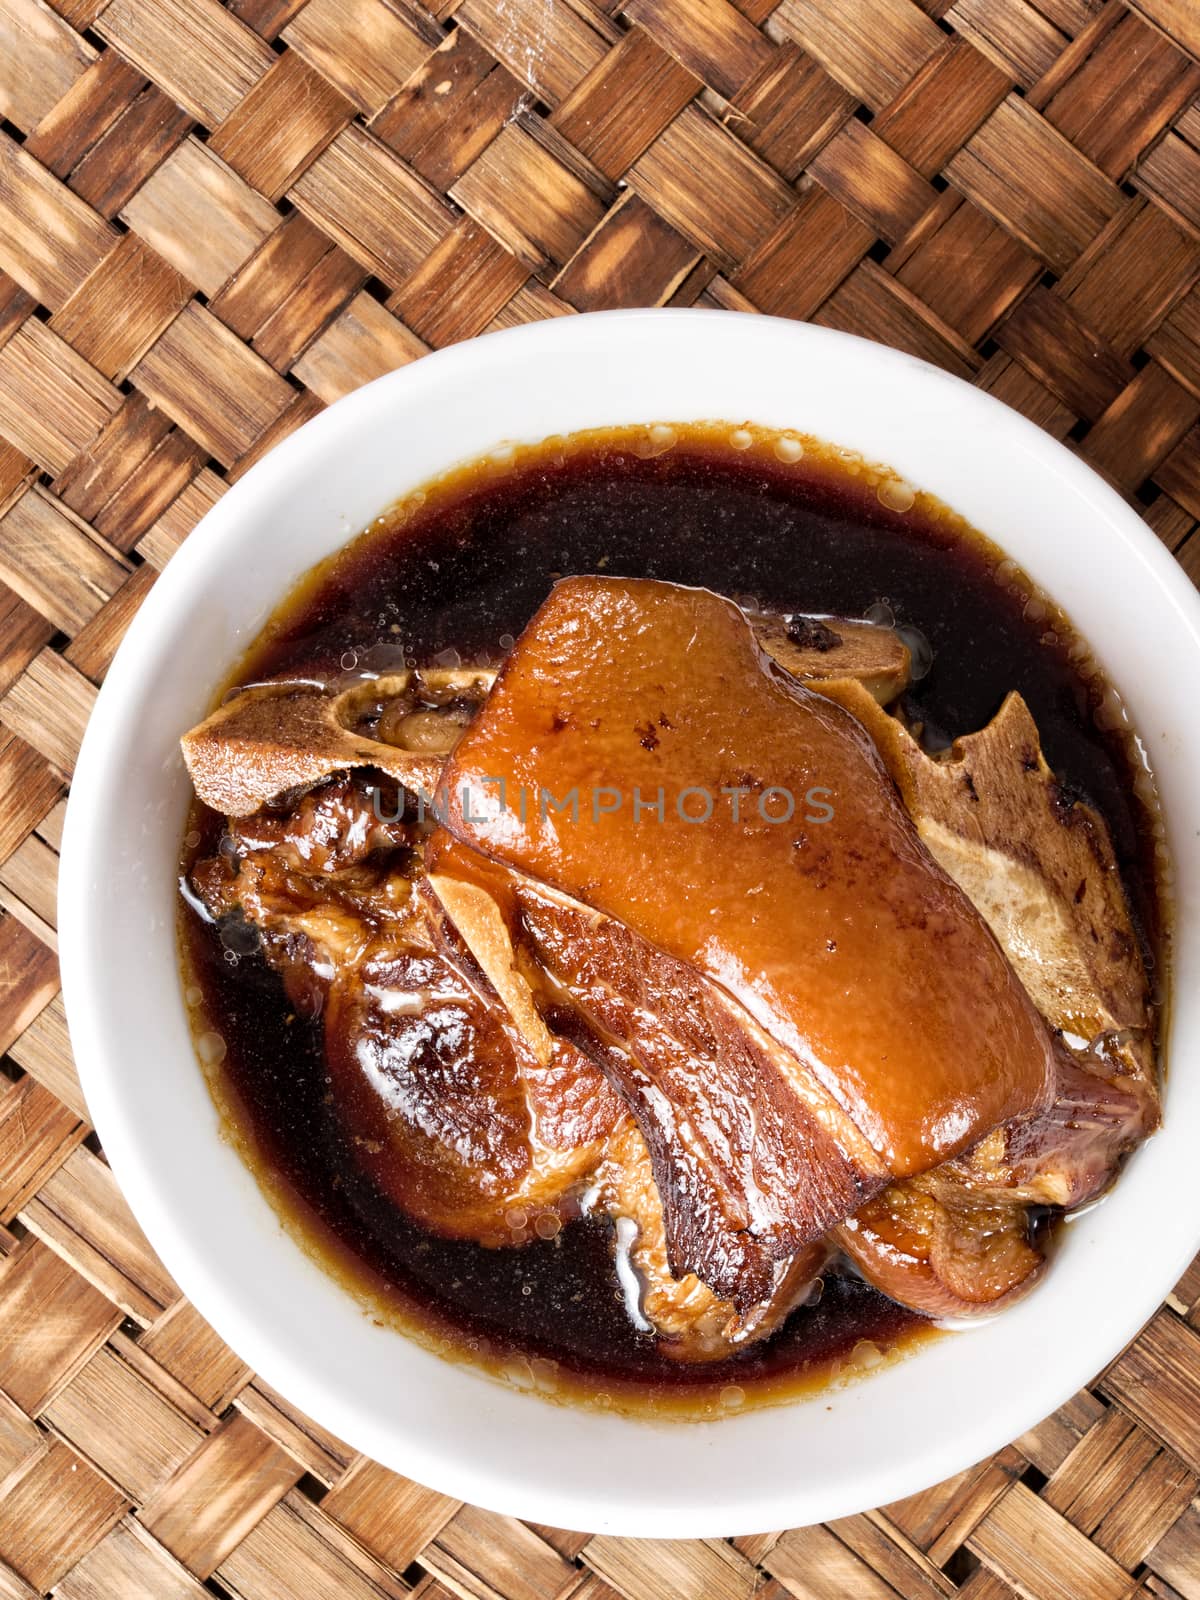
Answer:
[432, 578, 1056, 1265]
[182, 575, 1158, 1366]
[191, 773, 622, 1242]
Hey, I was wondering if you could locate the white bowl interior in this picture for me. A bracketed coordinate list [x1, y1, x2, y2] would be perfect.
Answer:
[59, 311, 1200, 1536]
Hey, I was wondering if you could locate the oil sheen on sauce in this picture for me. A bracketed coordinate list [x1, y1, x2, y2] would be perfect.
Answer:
[179, 422, 1166, 1418]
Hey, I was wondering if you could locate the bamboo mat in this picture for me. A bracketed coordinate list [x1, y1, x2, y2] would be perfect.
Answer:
[0, 0, 1199, 1595]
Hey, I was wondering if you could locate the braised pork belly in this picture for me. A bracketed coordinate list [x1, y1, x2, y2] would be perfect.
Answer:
[184, 572, 1159, 1366]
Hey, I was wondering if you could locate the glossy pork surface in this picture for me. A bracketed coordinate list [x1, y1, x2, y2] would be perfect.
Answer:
[428, 836, 879, 1306]
[436, 576, 1056, 1178]
[191, 777, 622, 1244]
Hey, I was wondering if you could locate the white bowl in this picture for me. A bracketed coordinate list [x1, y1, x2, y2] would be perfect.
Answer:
[59, 310, 1200, 1537]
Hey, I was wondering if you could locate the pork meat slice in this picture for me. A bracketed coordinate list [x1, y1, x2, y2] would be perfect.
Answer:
[190, 775, 622, 1242]
[430, 836, 879, 1306]
[429, 577, 1056, 1308]
[429, 845, 836, 1349]
[586, 1119, 830, 1362]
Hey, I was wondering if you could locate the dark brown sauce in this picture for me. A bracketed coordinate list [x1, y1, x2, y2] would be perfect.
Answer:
[180, 422, 1166, 1416]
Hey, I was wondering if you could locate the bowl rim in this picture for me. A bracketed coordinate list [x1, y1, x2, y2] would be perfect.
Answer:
[57, 308, 1200, 1537]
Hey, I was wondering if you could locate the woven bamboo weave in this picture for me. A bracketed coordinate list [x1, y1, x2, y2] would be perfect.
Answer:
[0, 0, 1198, 1593]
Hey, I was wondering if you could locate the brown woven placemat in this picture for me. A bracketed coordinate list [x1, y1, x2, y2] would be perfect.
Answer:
[1, 0, 1199, 1595]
